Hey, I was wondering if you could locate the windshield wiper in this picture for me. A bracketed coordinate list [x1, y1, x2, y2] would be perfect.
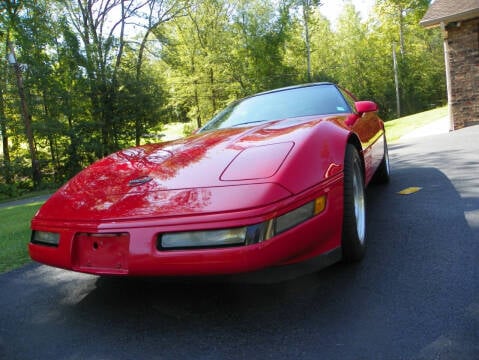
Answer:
[231, 119, 270, 127]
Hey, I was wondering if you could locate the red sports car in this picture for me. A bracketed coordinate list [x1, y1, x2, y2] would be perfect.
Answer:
[29, 83, 390, 277]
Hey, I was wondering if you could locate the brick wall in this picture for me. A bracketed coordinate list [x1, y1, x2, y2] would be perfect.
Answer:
[446, 18, 479, 129]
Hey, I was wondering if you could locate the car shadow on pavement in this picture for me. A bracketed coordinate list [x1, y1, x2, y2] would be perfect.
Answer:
[365, 165, 479, 359]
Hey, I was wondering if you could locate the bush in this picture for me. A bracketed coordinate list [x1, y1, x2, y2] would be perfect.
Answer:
[0, 183, 21, 201]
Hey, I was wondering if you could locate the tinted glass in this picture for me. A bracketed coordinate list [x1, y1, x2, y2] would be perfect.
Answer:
[339, 87, 358, 112]
[200, 84, 350, 132]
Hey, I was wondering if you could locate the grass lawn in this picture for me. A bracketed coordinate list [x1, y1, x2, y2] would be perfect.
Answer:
[385, 106, 448, 143]
[161, 122, 188, 141]
[0, 202, 44, 273]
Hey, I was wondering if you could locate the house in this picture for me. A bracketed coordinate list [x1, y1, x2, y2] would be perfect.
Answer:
[421, 0, 479, 130]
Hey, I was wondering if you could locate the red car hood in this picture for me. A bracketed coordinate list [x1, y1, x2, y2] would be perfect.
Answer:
[35, 117, 330, 222]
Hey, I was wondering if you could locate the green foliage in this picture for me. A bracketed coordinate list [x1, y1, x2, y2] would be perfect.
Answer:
[372, 0, 446, 117]
[0, 183, 21, 201]
[0, 0, 447, 200]
[160, 0, 295, 127]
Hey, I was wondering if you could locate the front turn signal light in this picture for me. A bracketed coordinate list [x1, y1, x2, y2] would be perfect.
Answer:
[314, 195, 327, 215]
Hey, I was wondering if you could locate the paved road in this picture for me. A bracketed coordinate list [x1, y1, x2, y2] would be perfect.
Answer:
[0, 194, 50, 209]
[1, 126, 478, 360]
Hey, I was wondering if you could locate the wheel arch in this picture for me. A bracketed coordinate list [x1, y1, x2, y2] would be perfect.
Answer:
[346, 133, 365, 183]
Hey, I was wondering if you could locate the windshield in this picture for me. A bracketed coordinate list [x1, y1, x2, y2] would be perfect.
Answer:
[199, 84, 350, 132]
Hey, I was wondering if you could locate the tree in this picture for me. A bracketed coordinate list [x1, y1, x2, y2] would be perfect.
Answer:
[334, 3, 370, 96]
[62, 0, 145, 155]
[134, 0, 188, 145]
[229, 0, 292, 91]
[0, 0, 448, 199]
[300, 6, 335, 83]
[295, 0, 322, 82]
[374, 0, 445, 116]
[0, 83, 12, 185]
[160, 0, 234, 128]
[1, 0, 42, 188]
[161, 0, 294, 128]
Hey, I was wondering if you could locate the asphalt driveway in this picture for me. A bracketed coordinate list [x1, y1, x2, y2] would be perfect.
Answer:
[1, 126, 478, 360]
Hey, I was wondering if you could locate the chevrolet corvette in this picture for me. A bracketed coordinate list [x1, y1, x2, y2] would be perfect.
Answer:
[29, 82, 390, 277]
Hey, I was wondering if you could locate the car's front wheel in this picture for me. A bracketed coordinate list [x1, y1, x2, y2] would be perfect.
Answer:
[373, 134, 390, 184]
[342, 144, 366, 262]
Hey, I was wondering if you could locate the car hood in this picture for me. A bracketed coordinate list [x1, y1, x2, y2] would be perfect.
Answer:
[35, 117, 331, 222]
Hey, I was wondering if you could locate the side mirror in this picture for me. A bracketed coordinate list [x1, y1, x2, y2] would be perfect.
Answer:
[355, 101, 378, 114]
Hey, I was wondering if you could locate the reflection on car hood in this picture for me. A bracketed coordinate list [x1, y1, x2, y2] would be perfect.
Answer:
[35, 117, 329, 222]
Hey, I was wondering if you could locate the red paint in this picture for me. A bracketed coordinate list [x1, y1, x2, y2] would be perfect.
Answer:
[29, 83, 386, 277]
[72, 233, 130, 275]
[221, 142, 294, 181]
[355, 101, 378, 114]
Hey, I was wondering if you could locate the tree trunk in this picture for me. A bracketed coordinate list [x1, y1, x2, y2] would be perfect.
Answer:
[303, 3, 312, 82]
[0, 89, 12, 184]
[398, 6, 405, 56]
[194, 80, 202, 128]
[210, 68, 216, 112]
[42, 92, 60, 180]
[8, 42, 41, 188]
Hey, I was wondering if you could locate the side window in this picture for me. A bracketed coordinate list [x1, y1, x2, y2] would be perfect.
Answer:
[338, 87, 357, 114]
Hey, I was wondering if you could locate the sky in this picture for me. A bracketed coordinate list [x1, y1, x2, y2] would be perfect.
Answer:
[319, 0, 376, 25]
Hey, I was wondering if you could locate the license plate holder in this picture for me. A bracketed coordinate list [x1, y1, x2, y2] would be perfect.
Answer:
[72, 233, 129, 274]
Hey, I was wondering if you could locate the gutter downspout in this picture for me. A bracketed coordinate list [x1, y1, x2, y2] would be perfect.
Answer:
[441, 22, 454, 131]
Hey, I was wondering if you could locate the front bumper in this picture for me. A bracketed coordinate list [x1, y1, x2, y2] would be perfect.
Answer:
[29, 180, 343, 277]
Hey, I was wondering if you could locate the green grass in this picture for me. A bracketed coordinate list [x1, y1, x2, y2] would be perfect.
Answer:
[0, 201, 44, 273]
[385, 106, 448, 143]
[162, 122, 188, 141]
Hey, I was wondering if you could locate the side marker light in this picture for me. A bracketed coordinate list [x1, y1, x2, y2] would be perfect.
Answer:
[314, 195, 327, 215]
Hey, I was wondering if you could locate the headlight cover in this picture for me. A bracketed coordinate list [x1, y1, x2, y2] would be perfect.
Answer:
[158, 195, 327, 250]
[31, 231, 60, 247]
[274, 195, 327, 234]
[161, 227, 248, 249]
[274, 201, 315, 234]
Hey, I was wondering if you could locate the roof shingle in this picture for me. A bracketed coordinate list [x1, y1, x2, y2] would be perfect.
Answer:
[421, 0, 479, 27]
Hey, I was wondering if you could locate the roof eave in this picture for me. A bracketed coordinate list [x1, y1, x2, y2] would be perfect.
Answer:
[421, 8, 479, 28]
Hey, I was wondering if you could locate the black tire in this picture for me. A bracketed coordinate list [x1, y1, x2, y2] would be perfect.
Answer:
[372, 134, 390, 184]
[342, 144, 367, 263]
